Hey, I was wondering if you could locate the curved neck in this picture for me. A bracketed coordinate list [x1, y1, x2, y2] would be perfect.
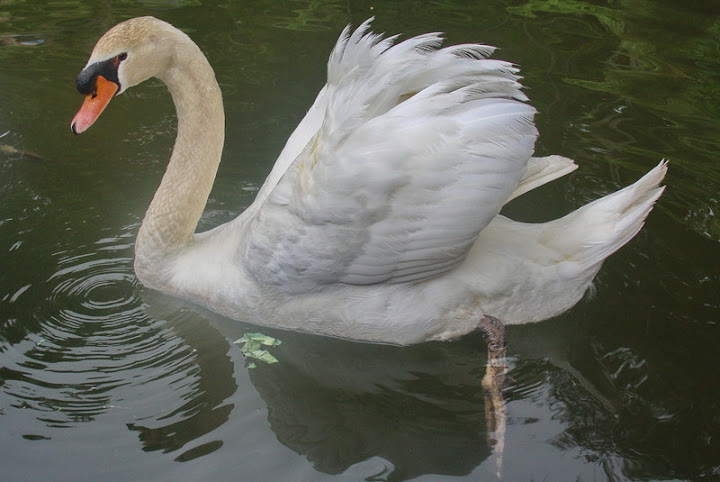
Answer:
[135, 38, 225, 269]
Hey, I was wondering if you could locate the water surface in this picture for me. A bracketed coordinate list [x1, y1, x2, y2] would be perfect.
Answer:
[1, 1, 719, 480]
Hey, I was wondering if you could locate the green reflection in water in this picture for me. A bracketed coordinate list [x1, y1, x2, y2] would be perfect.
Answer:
[511, 0, 720, 240]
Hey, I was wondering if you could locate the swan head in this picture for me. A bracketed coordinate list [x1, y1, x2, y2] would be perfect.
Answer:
[71, 16, 183, 134]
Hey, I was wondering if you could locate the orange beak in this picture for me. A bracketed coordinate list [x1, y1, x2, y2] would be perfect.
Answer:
[71, 75, 119, 134]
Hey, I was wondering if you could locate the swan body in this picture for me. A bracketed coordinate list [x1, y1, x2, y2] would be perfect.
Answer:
[72, 17, 666, 345]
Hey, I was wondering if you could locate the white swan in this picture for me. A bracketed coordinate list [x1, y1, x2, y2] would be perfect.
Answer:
[71, 17, 666, 346]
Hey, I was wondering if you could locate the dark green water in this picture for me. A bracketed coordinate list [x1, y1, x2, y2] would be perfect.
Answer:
[1, 1, 719, 480]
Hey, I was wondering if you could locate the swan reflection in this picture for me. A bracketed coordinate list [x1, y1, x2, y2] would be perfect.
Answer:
[206, 314, 499, 479]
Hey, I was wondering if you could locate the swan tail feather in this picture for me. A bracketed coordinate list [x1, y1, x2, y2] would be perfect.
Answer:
[506, 155, 578, 203]
[543, 160, 668, 271]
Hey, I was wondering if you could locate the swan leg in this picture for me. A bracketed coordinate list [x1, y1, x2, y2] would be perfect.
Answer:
[477, 315, 507, 478]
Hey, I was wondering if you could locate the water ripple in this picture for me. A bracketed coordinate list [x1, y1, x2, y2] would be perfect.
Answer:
[0, 236, 208, 431]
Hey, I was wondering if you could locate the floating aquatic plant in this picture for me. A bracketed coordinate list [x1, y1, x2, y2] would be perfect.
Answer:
[234, 333, 282, 368]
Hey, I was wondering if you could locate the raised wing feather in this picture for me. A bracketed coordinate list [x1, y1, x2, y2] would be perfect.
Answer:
[244, 20, 538, 293]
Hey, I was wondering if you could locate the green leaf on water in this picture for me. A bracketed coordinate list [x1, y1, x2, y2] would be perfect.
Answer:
[251, 349, 279, 364]
[233, 333, 282, 367]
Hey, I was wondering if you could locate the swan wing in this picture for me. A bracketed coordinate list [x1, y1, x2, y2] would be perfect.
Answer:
[244, 20, 538, 293]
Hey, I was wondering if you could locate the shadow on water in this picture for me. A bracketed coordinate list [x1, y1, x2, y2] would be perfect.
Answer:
[244, 332, 493, 480]
[167, 303, 500, 480]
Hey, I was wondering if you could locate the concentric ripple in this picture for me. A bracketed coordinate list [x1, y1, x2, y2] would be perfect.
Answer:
[0, 231, 219, 438]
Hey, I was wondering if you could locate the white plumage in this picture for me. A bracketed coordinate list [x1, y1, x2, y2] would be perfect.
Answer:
[72, 17, 667, 345]
[246, 20, 536, 290]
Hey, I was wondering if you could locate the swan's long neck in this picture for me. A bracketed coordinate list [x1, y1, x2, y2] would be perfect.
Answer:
[135, 36, 225, 276]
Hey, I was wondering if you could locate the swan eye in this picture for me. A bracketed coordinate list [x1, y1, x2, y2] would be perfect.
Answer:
[118, 52, 127, 61]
